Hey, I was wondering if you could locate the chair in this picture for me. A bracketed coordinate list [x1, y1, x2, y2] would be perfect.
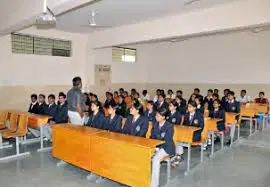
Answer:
[0, 114, 31, 161]
[0, 112, 19, 133]
[239, 108, 257, 136]
[0, 111, 8, 130]
[225, 112, 240, 146]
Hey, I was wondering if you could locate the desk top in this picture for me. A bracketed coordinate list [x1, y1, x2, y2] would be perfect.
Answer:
[53, 124, 102, 134]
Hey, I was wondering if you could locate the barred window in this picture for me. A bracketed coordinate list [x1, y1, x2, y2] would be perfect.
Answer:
[112, 47, 136, 63]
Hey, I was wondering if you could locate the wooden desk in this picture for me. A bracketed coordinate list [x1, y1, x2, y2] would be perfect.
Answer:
[52, 124, 102, 171]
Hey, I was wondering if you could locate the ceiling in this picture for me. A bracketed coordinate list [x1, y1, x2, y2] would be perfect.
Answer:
[56, 0, 238, 33]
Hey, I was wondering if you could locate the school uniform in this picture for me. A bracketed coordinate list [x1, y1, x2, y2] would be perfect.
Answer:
[196, 104, 204, 115]
[177, 105, 186, 115]
[144, 110, 156, 123]
[47, 103, 57, 117]
[142, 94, 151, 101]
[236, 95, 251, 103]
[221, 96, 228, 109]
[255, 98, 269, 104]
[122, 115, 149, 137]
[104, 115, 122, 133]
[37, 103, 49, 115]
[182, 111, 204, 141]
[167, 111, 182, 125]
[209, 108, 225, 131]
[204, 97, 213, 110]
[104, 99, 116, 107]
[150, 121, 175, 187]
[28, 102, 39, 114]
[86, 111, 106, 129]
[118, 102, 127, 118]
[154, 101, 169, 110]
[166, 94, 176, 100]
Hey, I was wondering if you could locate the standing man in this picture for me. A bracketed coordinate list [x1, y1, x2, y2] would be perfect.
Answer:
[67, 77, 86, 125]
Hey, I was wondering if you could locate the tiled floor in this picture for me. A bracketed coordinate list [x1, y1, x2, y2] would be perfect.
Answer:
[0, 124, 269, 187]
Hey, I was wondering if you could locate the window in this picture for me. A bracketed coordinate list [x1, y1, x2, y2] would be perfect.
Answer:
[112, 47, 136, 63]
[11, 33, 72, 57]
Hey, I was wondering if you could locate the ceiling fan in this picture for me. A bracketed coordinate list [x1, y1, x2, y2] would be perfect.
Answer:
[184, 0, 201, 6]
[81, 10, 111, 29]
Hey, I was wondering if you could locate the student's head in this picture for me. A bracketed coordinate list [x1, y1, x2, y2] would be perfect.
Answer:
[131, 88, 136, 96]
[190, 94, 197, 101]
[207, 89, 213, 96]
[158, 94, 165, 103]
[224, 89, 230, 96]
[114, 91, 119, 97]
[168, 89, 173, 95]
[123, 91, 128, 97]
[160, 89, 165, 95]
[48, 94, 55, 104]
[212, 93, 219, 101]
[106, 92, 113, 100]
[119, 88, 124, 95]
[31, 94, 38, 103]
[142, 90, 147, 96]
[147, 100, 154, 111]
[228, 91, 235, 100]
[38, 94, 46, 104]
[156, 89, 161, 95]
[175, 95, 182, 104]
[240, 90, 246, 97]
[155, 108, 168, 123]
[169, 100, 178, 112]
[58, 92, 66, 104]
[91, 100, 102, 113]
[176, 90, 183, 97]
[194, 88, 200, 95]
[259, 91, 265, 98]
[195, 96, 202, 106]
[188, 101, 197, 113]
[214, 89, 219, 94]
[105, 102, 118, 116]
[83, 93, 89, 102]
[119, 95, 124, 103]
[134, 92, 140, 99]
[213, 99, 221, 109]
[92, 94, 98, 102]
[72, 76, 82, 89]
[130, 101, 144, 116]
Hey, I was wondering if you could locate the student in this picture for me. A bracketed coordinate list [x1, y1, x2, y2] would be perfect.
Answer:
[104, 92, 116, 107]
[123, 91, 132, 106]
[154, 94, 169, 110]
[172, 101, 204, 167]
[236, 90, 251, 104]
[37, 94, 48, 115]
[119, 88, 124, 96]
[47, 94, 57, 117]
[167, 100, 182, 125]
[118, 95, 127, 118]
[28, 94, 39, 114]
[214, 89, 219, 96]
[204, 89, 213, 109]
[224, 91, 240, 145]
[142, 90, 150, 101]
[255, 91, 269, 104]
[176, 90, 187, 106]
[104, 102, 122, 133]
[86, 101, 106, 129]
[175, 96, 186, 115]
[195, 96, 204, 115]
[221, 89, 230, 108]
[144, 100, 156, 123]
[131, 88, 137, 98]
[160, 89, 165, 97]
[188, 93, 197, 104]
[208, 93, 219, 111]
[166, 89, 176, 100]
[153, 89, 161, 103]
[90, 94, 98, 102]
[209, 99, 225, 131]
[113, 91, 120, 104]
[122, 101, 149, 137]
[150, 108, 175, 187]
[43, 92, 68, 141]
[83, 93, 91, 111]
[194, 88, 202, 97]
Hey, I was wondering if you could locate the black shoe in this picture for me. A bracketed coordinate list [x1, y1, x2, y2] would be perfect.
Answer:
[214, 137, 220, 143]
[226, 140, 231, 146]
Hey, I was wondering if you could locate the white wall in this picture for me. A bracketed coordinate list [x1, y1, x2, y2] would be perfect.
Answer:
[0, 27, 89, 86]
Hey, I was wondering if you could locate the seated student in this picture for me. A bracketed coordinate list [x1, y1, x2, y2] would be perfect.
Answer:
[208, 93, 219, 111]
[150, 108, 175, 187]
[113, 91, 120, 104]
[122, 101, 149, 137]
[28, 94, 39, 114]
[131, 88, 137, 98]
[236, 89, 251, 104]
[104, 102, 122, 133]
[43, 92, 68, 141]
[176, 90, 187, 106]
[209, 99, 225, 131]
[119, 88, 124, 97]
[123, 91, 132, 106]
[37, 94, 48, 115]
[86, 101, 106, 129]
[214, 89, 219, 96]
[104, 92, 116, 107]
[172, 101, 204, 167]
[142, 89, 150, 101]
[154, 94, 169, 110]
[224, 91, 240, 145]
[194, 88, 203, 98]
[255, 91, 269, 104]
[204, 89, 213, 110]
[167, 100, 182, 125]
[166, 89, 176, 100]
[175, 96, 186, 115]
[144, 100, 156, 123]
[47, 94, 57, 117]
[221, 89, 230, 108]
[118, 95, 127, 118]
[195, 96, 204, 115]
[83, 93, 91, 111]
[153, 89, 161, 103]
[188, 93, 197, 104]
[90, 94, 98, 102]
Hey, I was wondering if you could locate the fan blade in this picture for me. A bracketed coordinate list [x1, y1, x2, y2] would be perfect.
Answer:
[80, 24, 112, 29]
[184, 0, 200, 6]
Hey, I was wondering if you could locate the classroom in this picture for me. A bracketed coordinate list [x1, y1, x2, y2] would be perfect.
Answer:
[1, 0, 270, 187]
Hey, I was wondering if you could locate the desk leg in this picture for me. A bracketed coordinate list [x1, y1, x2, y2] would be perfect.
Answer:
[262, 115, 266, 131]
[221, 132, 224, 150]
[185, 144, 191, 176]
[211, 131, 214, 156]
[37, 125, 52, 153]
[249, 117, 252, 136]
